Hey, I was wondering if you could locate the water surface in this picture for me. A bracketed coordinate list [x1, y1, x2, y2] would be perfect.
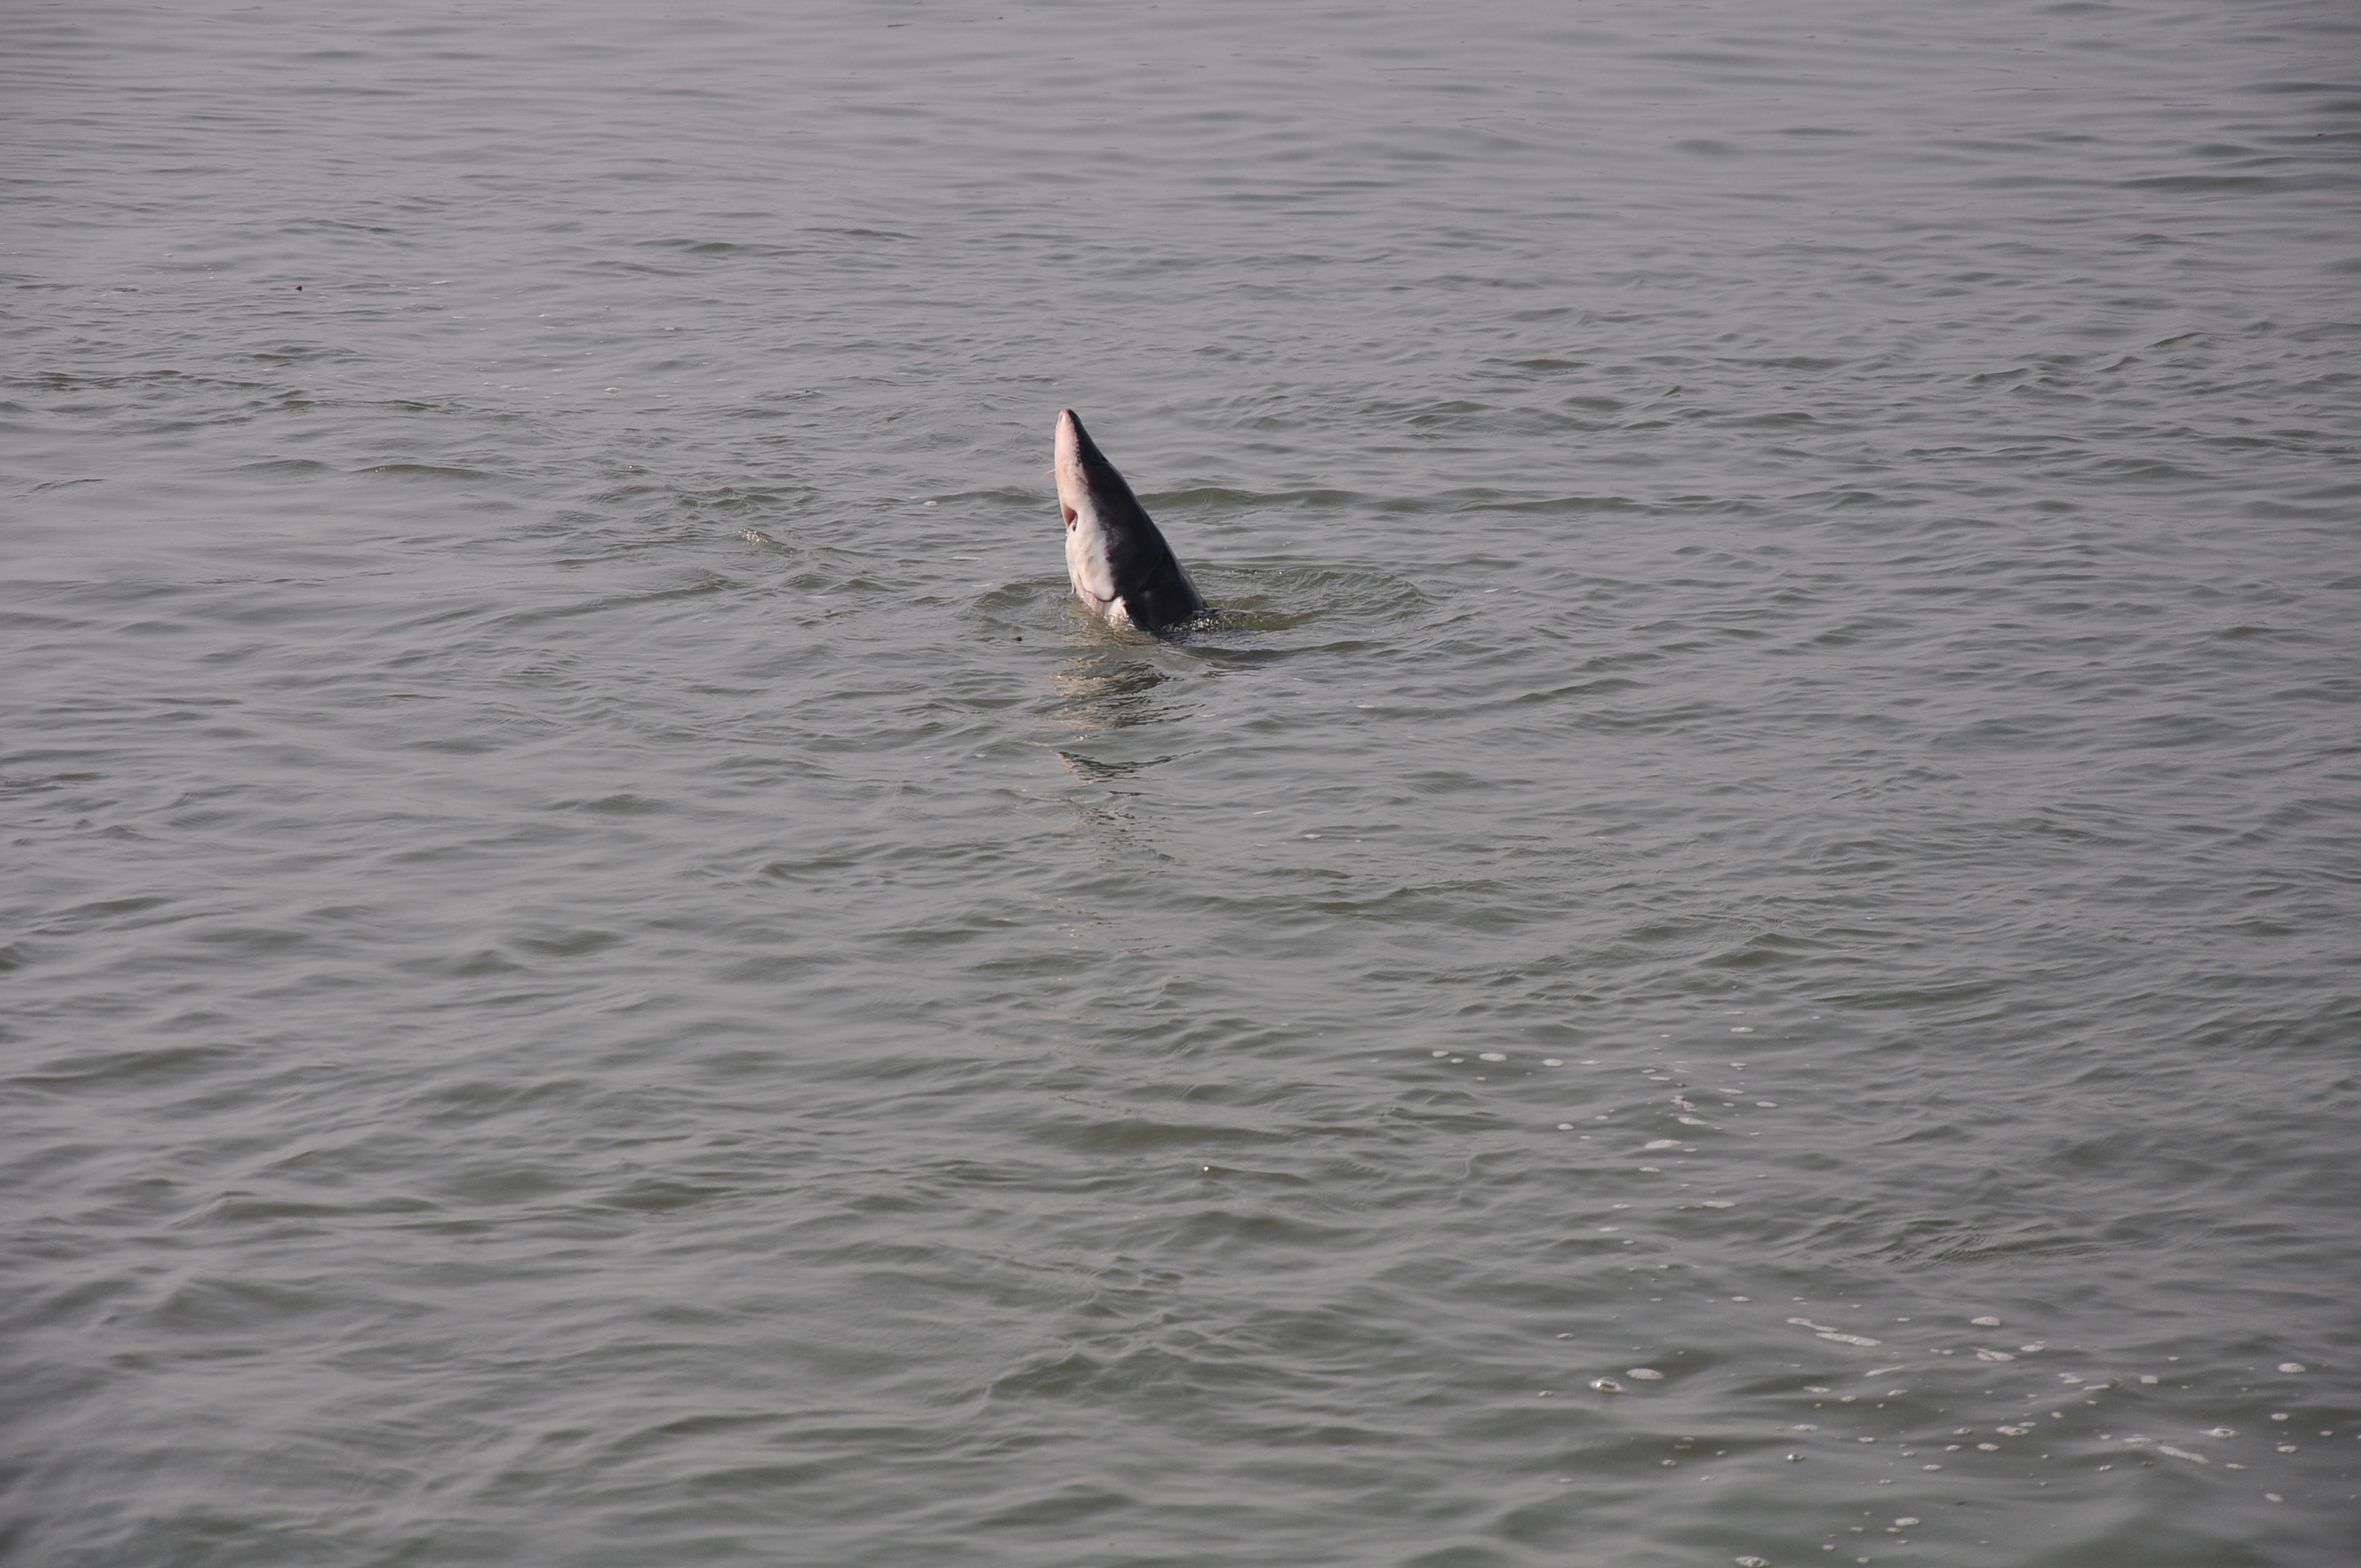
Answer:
[5, 1, 2359, 1564]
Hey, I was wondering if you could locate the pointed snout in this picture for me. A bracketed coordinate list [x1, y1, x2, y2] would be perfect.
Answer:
[1053, 409, 1087, 526]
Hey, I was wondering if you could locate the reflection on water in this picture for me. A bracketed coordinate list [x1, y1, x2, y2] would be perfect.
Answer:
[1055, 750, 1170, 784]
[1047, 611, 1189, 741]
[1048, 618, 1193, 852]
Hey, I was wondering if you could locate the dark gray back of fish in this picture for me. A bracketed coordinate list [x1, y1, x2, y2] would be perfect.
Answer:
[1070, 414, 1205, 631]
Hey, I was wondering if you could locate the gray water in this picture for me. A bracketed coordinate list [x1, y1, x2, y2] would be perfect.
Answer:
[5, 1, 2359, 1564]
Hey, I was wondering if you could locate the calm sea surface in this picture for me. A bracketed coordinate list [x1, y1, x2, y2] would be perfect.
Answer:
[5, 2, 2359, 1564]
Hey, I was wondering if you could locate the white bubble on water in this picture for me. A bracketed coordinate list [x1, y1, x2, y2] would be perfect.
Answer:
[1431, 1050, 1448, 1057]
[2019, 1343, 2045, 1353]
[1599, 1226, 1619, 1233]
[1645, 1139, 1681, 1149]
[1558, 1123, 1575, 1130]
[1628, 1368, 1664, 1380]
[2271, 1413, 2289, 1421]
[1677, 1115, 1711, 1125]
[2279, 1362, 2306, 1373]
[1542, 1058, 1563, 1067]
[1977, 1442, 1998, 1451]
[1973, 1349, 2014, 1362]
[1894, 1517, 1919, 1527]
[1737, 1557, 1771, 1567]
[1970, 1315, 2001, 1326]
[1590, 1378, 1622, 1393]
[2205, 1427, 2236, 1438]
[2266, 1492, 2284, 1503]
[2157, 1445, 2209, 1464]
[1731, 1026, 1753, 1033]
[1756, 1100, 1778, 1108]
[1479, 1052, 1506, 1061]
[1702, 1199, 1733, 1208]
[2139, 1374, 2158, 1384]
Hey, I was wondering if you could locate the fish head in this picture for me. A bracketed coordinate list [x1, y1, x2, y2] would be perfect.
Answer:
[1052, 408, 1101, 533]
[1050, 408, 1205, 632]
[1053, 409, 1123, 614]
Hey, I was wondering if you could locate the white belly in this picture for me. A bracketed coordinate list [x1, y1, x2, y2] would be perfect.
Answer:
[1065, 505, 1124, 620]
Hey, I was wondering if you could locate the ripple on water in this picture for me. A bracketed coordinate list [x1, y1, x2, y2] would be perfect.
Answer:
[4, 1, 2358, 1565]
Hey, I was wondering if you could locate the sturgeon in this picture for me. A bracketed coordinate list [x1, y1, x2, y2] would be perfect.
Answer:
[1052, 409, 1205, 633]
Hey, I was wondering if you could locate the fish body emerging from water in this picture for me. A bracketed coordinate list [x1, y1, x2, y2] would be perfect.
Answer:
[1053, 408, 1205, 633]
